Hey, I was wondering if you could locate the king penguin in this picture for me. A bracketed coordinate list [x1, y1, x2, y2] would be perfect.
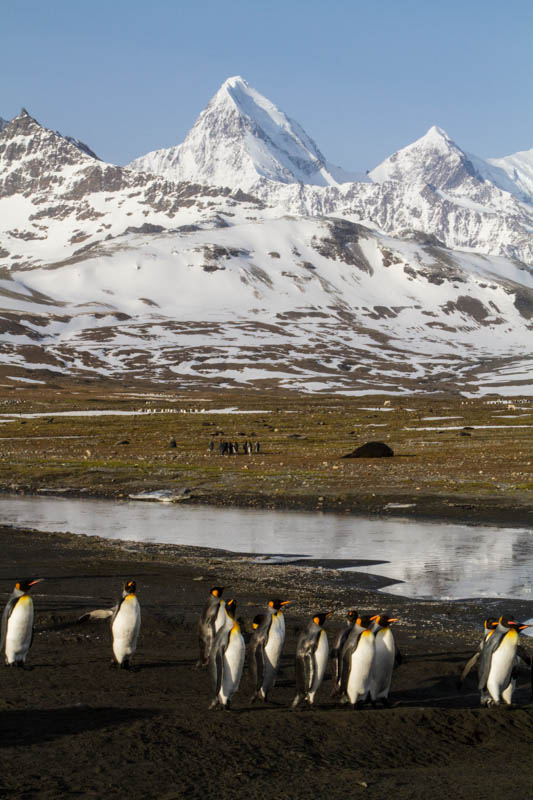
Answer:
[369, 612, 399, 707]
[292, 612, 331, 708]
[458, 617, 498, 701]
[111, 579, 141, 669]
[331, 609, 359, 696]
[197, 586, 225, 667]
[209, 599, 245, 709]
[339, 614, 375, 707]
[477, 617, 529, 706]
[250, 599, 290, 702]
[1, 578, 43, 667]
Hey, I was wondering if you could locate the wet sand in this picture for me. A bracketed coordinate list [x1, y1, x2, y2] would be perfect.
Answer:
[1, 524, 532, 800]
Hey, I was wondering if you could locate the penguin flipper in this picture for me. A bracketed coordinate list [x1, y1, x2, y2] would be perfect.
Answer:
[0, 596, 17, 653]
[339, 640, 356, 698]
[109, 602, 122, 628]
[254, 641, 265, 693]
[458, 651, 480, 688]
[394, 647, 403, 668]
[214, 650, 224, 697]
[295, 654, 311, 695]
[330, 647, 340, 688]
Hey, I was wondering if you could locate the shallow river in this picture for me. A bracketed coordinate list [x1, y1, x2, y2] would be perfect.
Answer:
[1, 495, 532, 603]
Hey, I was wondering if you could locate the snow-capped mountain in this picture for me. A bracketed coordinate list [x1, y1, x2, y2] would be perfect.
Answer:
[0, 109, 260, 269]
[1, 99, 532, 395]
[128, 78, 533, 266]
[0, 117, 9, 133]
[369, 126, 482, 190]
[129, 76, 365, 190]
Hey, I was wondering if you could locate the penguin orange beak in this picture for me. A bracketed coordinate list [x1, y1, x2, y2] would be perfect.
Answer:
[28, 579, 43, 586]
[388, 618, 399, 623]
[280, 601, 291, 607]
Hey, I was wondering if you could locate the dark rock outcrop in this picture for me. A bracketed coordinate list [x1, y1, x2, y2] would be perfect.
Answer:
[343, 441, 394, 458]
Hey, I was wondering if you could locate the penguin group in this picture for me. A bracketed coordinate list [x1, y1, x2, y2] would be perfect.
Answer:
[196, 589, 532, 710]
[1, 577, 141, 670]
[211, 440, 260, 455]
[2, 579, 531, 713]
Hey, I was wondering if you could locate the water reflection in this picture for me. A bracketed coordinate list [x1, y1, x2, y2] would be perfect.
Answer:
[0, 495, 531, 601]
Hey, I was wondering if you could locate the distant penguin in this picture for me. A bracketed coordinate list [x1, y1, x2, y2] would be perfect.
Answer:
[197, 586, 226, 667]
[209, 599, 245, 709]
[369, 612, 399, 707]
[339, 615, 375, 707]
[331, 610, 359, 696]
[208, 440, 215, 452]
[477, 617, 529, 705]
[292, 612, 331, 708]
[1, 578, 43, 667]
[250, 599, 290, 702]
[111, 579, 141, 669]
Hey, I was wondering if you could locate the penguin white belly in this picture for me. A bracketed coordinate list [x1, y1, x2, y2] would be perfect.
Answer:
[219, 629, 245, 704]
[214, 601, 226, 634]
[486, 634, 517, 705]
[370, 629, 395, 700]
[112, 596, 141, 664]
[263, 616, 285, 695]
[308, 629, 328, 703]
[347, 631, 375, 705]
[5, 596, 33, 663]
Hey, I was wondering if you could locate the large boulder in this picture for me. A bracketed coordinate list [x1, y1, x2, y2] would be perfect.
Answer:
[343, 441, 394, 458]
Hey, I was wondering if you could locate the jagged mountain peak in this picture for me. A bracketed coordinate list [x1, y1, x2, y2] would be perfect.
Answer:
[129, 76, 361, 189]
[0, 109, 100, 163]
[369, 124, 480, 190]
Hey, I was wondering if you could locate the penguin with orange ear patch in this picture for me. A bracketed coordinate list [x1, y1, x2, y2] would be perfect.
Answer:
[369, 612, 399, 707]
[478, 617, 530, 706]
[197, 587, 225, 667]
[209, 599, 245, 710]
[1, 578, 43, 667]
[250, 599, 290, 702]
[292, 612, 331, 708]
[111, 579, 141, 669]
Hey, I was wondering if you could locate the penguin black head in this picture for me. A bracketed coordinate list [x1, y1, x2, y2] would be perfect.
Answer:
[226, 599, 237, 618]
[346, 609, 359, 622]
[15, 578, 42, 593]
[124, 580, 136, 594]
[252, 614, 267, 630]
[483, 617, 499, 631]
[269, 599, 290, 611]
[312, 612, 331, 627]
[507, 620, 530, 632]
[371, 613, 398, 628]
[210, 587, 224, 598]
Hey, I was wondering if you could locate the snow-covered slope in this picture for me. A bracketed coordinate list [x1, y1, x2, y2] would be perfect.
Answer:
[129, 76, 365, 189]
[1, 106, 533, 395]
[486, 147, 533, 203]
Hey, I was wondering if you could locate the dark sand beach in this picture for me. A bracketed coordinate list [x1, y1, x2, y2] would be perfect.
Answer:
[1, 522, 532, 800]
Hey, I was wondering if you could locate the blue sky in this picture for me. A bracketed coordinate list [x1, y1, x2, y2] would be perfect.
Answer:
[2, 0, 532, 170]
